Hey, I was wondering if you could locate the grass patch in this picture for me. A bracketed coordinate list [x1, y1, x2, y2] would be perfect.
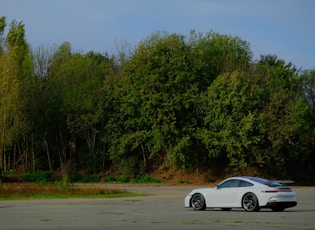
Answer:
[0, 182, 141, 200]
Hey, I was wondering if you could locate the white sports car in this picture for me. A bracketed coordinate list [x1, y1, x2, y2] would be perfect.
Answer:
[184, 176, 297, 212]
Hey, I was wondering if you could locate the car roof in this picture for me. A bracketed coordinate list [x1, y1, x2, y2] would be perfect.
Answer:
[229, 176, 265, 180]
[229, 176, 282, 187]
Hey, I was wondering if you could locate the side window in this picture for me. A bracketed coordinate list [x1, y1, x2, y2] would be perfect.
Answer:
[218, 179, 240, 188]
[238, 180, 253, 187]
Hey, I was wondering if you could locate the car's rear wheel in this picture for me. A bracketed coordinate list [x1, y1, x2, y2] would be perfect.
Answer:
[242, 192, 260, 212]
[191, 193, 206, 211]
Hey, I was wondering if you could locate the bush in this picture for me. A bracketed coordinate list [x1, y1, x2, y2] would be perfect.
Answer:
[68, 173, 99, 182]
[132, 176, 160, 183]
[81, 174, 99, 182]
[178, 179, 192, 184]
[20, 173, 39, 182]
[104, 175, 116, 182]
[1, 170, 13, 176]
[55, 175, 71, 191]
[38, 172, 53, 182]
[115, 156, 145, 178]
[68, 173, 83, 182]
[20, 172, 53, 182]
[116, 177, 129, 183]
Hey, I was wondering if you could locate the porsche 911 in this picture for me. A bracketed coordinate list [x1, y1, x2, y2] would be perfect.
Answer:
[184, 176, 297, 212]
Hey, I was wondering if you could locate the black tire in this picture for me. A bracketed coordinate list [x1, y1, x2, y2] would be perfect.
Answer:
[221, 208, 232, 211]
[191, 193, 206, 211]
[242, 192, 260, 212]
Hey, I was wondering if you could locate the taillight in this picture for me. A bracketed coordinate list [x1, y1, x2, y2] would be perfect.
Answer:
[263, 189, 292, 193]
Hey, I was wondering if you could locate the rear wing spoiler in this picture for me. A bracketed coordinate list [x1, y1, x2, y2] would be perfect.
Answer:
[273, 180, 295, 185]
[265, 180, 295, 186]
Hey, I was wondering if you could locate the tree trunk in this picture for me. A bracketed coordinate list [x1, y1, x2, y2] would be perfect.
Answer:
[43, 138, 52, 172]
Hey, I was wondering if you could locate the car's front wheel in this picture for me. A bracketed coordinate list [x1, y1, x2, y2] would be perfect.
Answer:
[242, 192, 260, 212]
[191, 193, 206, 211]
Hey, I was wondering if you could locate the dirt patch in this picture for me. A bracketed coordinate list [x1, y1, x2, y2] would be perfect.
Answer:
[148, 166, 262, 185]
[148, 168, 214, 184]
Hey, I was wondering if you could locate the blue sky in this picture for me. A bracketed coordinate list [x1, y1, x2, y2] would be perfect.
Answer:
[1, 0, 314, 70]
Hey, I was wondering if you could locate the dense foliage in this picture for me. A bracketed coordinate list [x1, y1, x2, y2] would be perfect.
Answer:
[1, 17, 314, 184]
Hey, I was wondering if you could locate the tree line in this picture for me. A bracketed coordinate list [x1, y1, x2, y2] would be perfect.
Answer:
[1, 17, 315, 183]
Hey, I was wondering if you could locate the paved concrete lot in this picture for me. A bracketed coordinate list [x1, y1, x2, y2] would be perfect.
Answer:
[0, 184, 314, 230]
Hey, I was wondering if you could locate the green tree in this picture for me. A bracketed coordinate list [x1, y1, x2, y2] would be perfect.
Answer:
[197, 54, 307, 175]
[251, 55, 302, 175]
[48, 44, 117, 173]
[28, 44, 57, 172]
[0, 17, 33, 171]
[45, 42, 73, 173]
[301, 69, 315, 113]
[188, 30, 252, 88]
[287, 69, 315, 183]
[108, 32, 200, 174]
[62, 52, 115, 173]
[197, 71, 260, 171]
[0, 16, 5, 55]
[108, 31, 255, 175]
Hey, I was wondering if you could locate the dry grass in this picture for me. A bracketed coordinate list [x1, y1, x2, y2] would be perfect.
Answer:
[0, 182, 128, 199]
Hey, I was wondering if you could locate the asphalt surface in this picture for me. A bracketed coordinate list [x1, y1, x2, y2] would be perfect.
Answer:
[0, 184, 314, 230]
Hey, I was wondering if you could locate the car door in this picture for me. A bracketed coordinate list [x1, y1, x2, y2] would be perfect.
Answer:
[208, 179, 242, 207]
